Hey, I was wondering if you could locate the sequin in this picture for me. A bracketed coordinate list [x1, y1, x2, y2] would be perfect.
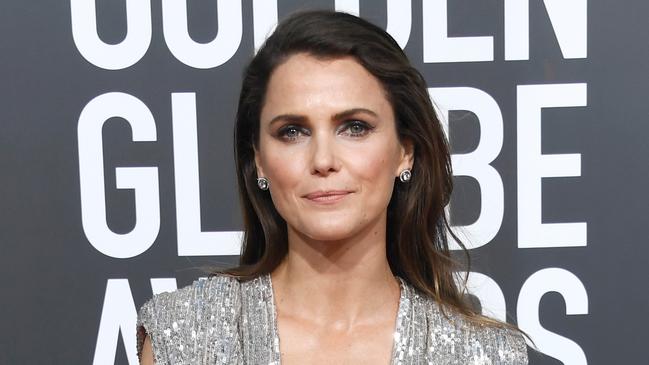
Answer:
[136, 274, 528, 364]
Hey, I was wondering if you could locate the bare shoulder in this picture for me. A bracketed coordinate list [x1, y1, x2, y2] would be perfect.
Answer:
[135, 274, 241, 363]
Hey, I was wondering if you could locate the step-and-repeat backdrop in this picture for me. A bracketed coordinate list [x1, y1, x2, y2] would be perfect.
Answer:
[1, 1, 646, 364]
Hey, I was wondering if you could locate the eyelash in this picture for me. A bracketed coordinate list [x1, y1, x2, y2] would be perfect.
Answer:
[277, 120, 373, 141]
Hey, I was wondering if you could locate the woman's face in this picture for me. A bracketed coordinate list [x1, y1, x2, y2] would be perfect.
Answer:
[255, 53, 413, 242]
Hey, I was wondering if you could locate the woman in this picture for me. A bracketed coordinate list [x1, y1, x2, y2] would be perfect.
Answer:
[137, 10, 528, 364]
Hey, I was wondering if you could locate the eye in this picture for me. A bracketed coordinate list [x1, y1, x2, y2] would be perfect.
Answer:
[340, 120, 373, 137]
[277, 125, 308, 141]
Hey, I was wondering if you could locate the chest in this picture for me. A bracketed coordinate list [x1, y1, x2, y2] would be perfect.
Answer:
[276, 314, 396, 365]
[238, 275, 405, 364]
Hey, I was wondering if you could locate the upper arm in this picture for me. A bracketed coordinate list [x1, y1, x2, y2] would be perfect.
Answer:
[139, 333, 155, 365]
[136, 298, 160, 365]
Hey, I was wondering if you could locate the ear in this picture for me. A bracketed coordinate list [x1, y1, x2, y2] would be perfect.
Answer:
[253, 145, 266, 177]
[396, 137, 415, 176]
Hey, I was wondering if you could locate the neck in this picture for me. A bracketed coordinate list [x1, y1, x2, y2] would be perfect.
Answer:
[270, 213, 400, 325]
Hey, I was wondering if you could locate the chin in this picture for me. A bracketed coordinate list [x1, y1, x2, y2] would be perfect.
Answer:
[294, 221, 360, 242]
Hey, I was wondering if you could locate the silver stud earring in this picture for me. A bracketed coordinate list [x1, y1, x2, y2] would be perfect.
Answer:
[257, 177, 269, 190]
[399, 169, 411, 182]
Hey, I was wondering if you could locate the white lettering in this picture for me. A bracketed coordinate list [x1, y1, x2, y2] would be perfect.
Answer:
[334, 0, 359, 15]
[517, 83, 587, 248]
[151, 278, 178, 294]
[78, 92, 159, 258]
[92, 279, 138, 365]
[517, 268, 588, 364]
[161, 0, 242, 69]
[505, 0, 587, 60]
[386, 0, 412, 48]
[429, 87, 504, 249]
[171, 93, 242, 256]
[252, 0, 278, 52]
[461, 272, 507, 322]
[335, 0, 411, 49]
[70, 0, 151, 70]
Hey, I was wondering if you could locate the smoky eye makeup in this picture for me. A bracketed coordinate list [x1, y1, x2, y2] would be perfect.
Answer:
[272, 119, 377, 142]
[338, 119, 375, 137]
[268, 109, 379, 142]
[275, 124, 310, 140]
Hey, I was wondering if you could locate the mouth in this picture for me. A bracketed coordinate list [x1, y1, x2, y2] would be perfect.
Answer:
[302, 190, 353, 204]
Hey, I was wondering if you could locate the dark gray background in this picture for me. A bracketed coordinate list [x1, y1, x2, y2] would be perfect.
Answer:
[0, 1, 646, 364]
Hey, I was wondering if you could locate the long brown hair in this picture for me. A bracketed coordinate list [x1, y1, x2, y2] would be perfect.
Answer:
[217, 10, 507, 327]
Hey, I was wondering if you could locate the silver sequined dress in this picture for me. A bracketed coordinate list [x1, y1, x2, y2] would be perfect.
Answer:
[136, 274, 528, 364]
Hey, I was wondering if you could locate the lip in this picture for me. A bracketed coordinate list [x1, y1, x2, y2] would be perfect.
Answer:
[303, 190, 352, 204]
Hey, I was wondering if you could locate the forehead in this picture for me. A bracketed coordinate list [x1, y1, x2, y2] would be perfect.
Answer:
[261, 53, 392, 121]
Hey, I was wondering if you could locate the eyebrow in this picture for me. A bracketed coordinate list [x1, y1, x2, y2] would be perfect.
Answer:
[267, 107, 379, 126]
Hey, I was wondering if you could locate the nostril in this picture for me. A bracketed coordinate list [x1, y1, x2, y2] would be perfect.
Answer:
[309, 141, 338, 175]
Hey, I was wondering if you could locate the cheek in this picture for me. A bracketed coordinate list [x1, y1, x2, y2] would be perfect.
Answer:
[345, 141, 400, 198]
[259, 137, 300, 182]
[348, 139, 400, 180]
[261, 147, 306, 206]
[351, 156, 386, 180]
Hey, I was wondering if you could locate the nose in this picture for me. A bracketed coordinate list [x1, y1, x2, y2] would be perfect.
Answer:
[309, 132, 339, 176]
